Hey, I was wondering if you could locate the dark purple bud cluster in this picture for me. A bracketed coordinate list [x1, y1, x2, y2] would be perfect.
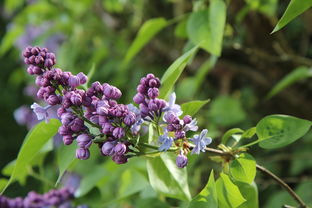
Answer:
[164, 112, 197, 139]
[133, 74, 166, 120]
[101, 141, 130, 164]
[0, 188, 73, 208]
[23, 46, 56, 74]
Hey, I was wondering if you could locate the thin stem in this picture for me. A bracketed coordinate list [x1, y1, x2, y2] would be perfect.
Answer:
[202, 147, 307, 208]
[256, 164, 307, 208]
[139, 143, 177, 152]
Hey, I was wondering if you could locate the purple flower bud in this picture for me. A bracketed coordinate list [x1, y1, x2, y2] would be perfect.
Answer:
[24, 191, 46, 208]
[183, 115, 192, 124]
[101, 122, 114, 134]
[58, 126, 72, 136]
[148, 78, 160, 88]
[101, 141, 116, 156]
[70, 118, 84, 132]
[112, 127, 125, 139]
[44, 58, 54, 68]
[175, 131, 186, 139]
[76, 134, 92, 148]
[70, 93, 82, 106]
[32, 66, 43, 75]
[147, 87, 159, 99]
[31, 47, 40, 55]
[114, 143, 127, 155]
[137, 84, 147, 94]
[47, 94, 61, 105]
[164, 112, 178, 123]
[97, 106, 108, 115]
[68, 75, 80, 88]
[133, 93, 145, 104]
[90, 115, 99, 124]
[27, 65, 34, 75]
[124, 113, 136, 126]
[63, 135, 74, 145]
[57, 107, 67, 117]
[176, 154, 188, 168]
[148, 100, 159, 111]
[103, 84, 122, 99]
[98, 115, 107, 126]
[8, 197, 24, 208]
[77, 72, 88, 85]
[0, 196, 8, 207]
[76, 148, 90, 160]
[146, 73, 155, 79]
[112, 154, 128, 164]
[92, 81, 103, 93]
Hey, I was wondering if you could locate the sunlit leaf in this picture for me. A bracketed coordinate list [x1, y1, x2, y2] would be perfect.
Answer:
[272, 0, 312, 33]
[256, 115, 311, 149]
[146, 152, 191, 201]
[160, 46, 199, 99]
[266, 67, 312, 99]
[1, 119, 60, 194]
[188, 170, 218, 208]
[230, 153, 256, 184]
[181, 99, 210, 117]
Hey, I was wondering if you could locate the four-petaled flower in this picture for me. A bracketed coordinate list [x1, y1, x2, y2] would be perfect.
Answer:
[30, 102, 52, 123]
[190, 129, 212, 154]
[158, 130, 174, 151]
[163, 92, 182, 116]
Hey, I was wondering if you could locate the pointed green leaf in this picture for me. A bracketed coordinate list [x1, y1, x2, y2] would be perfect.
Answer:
[56, 143, 77, 185]
[188, 170, 218, 208]
[230, 153, 256, 184]
[236, 182, 259, 208]
[160, 46, 199, 99]
[146, 152, 191, 201]
[221, 128, 244, 145]
[187, 0, 226, 56]
[241, 127, 256, 139]
[266, 67, 312, 99]
[1, 119, 61, 194]
[181, 99, 210, 117]
[216, 173, 246, 208]
[272, 0, 312, 33]
[123, 18, 168, 66]
[257, 115, 311, 149]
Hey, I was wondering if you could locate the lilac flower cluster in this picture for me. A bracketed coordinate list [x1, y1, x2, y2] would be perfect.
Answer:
[23, 46, 213, 168]
[0, 188, 74, 208]
[133, 74, 166, 120]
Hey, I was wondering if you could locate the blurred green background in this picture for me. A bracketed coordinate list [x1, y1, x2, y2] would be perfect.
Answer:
[0, 0, 311, 207]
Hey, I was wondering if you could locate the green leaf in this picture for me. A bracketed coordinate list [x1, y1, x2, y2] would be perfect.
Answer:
[1, 119, 61, 194]
[118, 169, 149, 198]
[241, 127, 256, 139]
[256, 115, 311, 149]
[216, 173, 246, 208]
[272, 0, 312, 33]
[230, 153, 256, 184]
[266, 67, 312, 99]
[123, 18, 168, 66]
[0, 25, 24, 56]
[181, 99, 210, 117]
[221, 128, 244, 145]
[56, 143, 77, 185]
[187, 0, 226, 56]
[236, 182, 258, 208]
[208, 96, 246, 127]
[188, 170, 218, 208]
[146, 152, 191, 201]
[159, 46, 199, 99]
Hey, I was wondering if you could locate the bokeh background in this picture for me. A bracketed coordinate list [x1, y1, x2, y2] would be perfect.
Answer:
[0, 0, 311, 207]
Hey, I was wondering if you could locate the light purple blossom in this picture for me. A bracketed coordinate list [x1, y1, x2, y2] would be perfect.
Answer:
[158, 130, 174, 151]
[30, 102, 52, 123]
[163, 92, 182, 116]
[190, 129, 212, 154]
[184, 118, 198, 132]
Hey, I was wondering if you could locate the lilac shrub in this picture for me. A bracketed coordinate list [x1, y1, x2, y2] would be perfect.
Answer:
[23, 46, 213, 168]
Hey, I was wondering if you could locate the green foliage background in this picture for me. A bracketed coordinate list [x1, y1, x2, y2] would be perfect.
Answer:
[0, 0, 311, 207]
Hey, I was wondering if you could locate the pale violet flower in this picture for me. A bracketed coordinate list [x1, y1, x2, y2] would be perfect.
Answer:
[158, 130, 174, 151]
[184, 118, 198, 132]
[30, 102, 52, 123]
[190, 129, 212, 154]
[163, 92, 182, 116]
[127, 104, 143, 135]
